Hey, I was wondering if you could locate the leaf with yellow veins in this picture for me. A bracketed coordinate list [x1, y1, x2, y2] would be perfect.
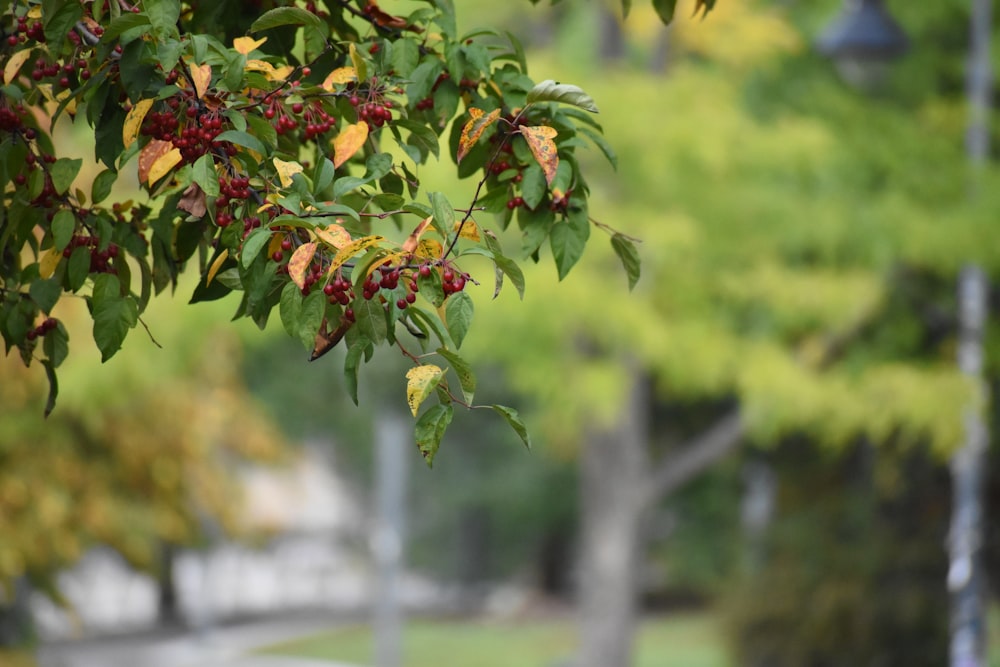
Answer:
[416, 239, 443, 260]
[457, 108, 501, 163]
[332, 122, 369, 169]
[39, 248, 62, 279]
[288, 242, 318, 290]
[315, 223, 352, 249]
[454, 219, 480, 242]
[328, 235, 384, 274]
[206, 249, 230, 285]
[406, 364, 445, 417]
[190, 63, 212, 98]
[321, 67, 357, 90]
[234, 36, 267, 55]
[3, 50, 31, 85]
[519, 125, 559, 186]
[273, 157, 304, 188]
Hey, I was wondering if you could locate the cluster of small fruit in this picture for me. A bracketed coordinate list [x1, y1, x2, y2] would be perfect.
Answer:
[141, 104, 235, 165]
[20, 153, 58, 208]
[349, 91, 394, 129]
[62, 234, 120, 274]
[25, 317, 58, 342]
[265, 99, 337, 140]
[7, 13, 47, 44]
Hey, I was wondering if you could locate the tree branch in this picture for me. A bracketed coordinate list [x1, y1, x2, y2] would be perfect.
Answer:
[639, 409, 744, 510]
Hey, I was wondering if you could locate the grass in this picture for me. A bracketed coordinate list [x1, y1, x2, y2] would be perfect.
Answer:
[260, 613, 730, 667]
[0, 649, 36, 667]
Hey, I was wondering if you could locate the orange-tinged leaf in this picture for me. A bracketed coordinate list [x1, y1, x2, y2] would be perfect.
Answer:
[328, 235, 384, 274]
[365, 1, 413, 30]
[321, 67, 357, 90]
[3, 49, 31, 85]
[273, 157, 304, 188]
[402, 217, 433, 254]
[406, 364, 444, 416]
[234, 36, 267, 55]
[139, 140, 180, 184]
[288, 242, 318, 290]
[416, 239, 443, 259]
[520, 125, 559, 186]
[39, 248, 61, 279]
[190, 63, 212, 99]
[457, 108, 501, 163]
[315, 223, 352, 249]
[206, 249, 229, 285]
[332, 122, 369, 169]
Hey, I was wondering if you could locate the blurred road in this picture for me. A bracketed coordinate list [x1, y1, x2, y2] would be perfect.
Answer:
[35, 614, 362, 667]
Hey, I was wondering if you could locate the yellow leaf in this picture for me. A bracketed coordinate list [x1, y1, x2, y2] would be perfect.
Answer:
[146, 146, 182, 185]
[416, 239, 443, 259]
[39, 248, 61, 279]
[234, 36, 267, 55]
[457, 108, 501, 163]
[327, 235, 384, 275]
[519, 125, 559, 186]
[190, 63, 212, 99]
[272, 157, 303, 188]
[332, 122, 369, 170]
[27, 6, 41, 18]
[288, 242, 318, 291]
[245, 60, 294, 81]
[123, 98, 155, 149]
[315, 223, 352, 249]
[406, 365, 444, 417]
[206, 249, 230, 285]
[453, 219, 480, 242]
[267, 233, 285, 260]
[3, 49, 31, 85]
[349, 43, 367, 82]
[321, 67, 357, 90]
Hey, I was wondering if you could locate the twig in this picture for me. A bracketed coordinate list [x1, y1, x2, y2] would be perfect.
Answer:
[137, 316, 163, 349]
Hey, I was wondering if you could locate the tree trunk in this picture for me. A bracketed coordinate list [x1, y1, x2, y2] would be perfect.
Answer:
[576, 372, 649, 667]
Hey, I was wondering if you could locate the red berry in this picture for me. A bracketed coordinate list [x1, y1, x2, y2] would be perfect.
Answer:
[291, 102, 304, 114]
[323, 284, 335, 296]
[272, 251, 284, 262]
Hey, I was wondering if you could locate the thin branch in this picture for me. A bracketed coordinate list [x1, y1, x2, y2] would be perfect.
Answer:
[137, 316, 163, 349]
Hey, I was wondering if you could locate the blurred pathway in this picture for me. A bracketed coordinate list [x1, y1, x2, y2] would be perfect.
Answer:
[35, 614, 362, 667]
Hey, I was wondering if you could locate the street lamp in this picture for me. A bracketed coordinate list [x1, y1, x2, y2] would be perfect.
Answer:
[816, 0, 908, 89]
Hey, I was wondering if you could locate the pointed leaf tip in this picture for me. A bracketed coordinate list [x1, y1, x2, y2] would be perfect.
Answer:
[526, 80, 599, 113]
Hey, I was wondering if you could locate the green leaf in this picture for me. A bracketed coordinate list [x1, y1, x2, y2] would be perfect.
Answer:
[241, 227, 273, 269]
[391, 37, 420, 77]
[297, 290, 326, 350]
[43, 321, 69, 368]
[144, 0, 181, 36]
[279, 281, 302, 338]
[51, 210, 75, 252]
[343, 340, 366, 405]
[578, 126, 618, 170]
[611, 234, 641, 291]
[250, 6, 323, 32]
[494, 254, 525, 299]
[354, 296, 388, 344]
[67, 246, 90, 291]
[445, 291, 473, 349]
[429, 191, 455, 236]
[414, 403, 454, 467]
[43, 360, 58, 418]
[91, 274, 138, 362]
[42, 0, 84, 46]
[245, 113, 278, 154]
[492, 404, 531, 449]
[191, 153, 220, 197]
[99, 13, 152, 42]
[214, 130, 268, 157]
[651, 0, 678, 24]
[49, 158, 82, 196]
[550, 208, 590, 280]
[436, 347, 476, 404]
[520, 163, 547, 210]
[91, 169, 118, 204]
[30, 279, 62, 314]
[526, 80, 599, 113]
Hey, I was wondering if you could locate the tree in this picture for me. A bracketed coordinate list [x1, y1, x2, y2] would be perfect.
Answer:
[0, 0, 714, 454]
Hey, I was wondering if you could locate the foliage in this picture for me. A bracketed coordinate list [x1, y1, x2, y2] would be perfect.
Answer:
[0, 0, 645, 457]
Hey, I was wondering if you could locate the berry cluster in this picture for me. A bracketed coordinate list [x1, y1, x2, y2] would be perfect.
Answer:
[141, 106, 234, 165]
[0, 105, 26, 133]
[323, 275, 355, 307]
[10, 14, 46, 44]
[350, 95, 393, 129]
[25, 317, 58, 342]
[62, 234, 120, 274]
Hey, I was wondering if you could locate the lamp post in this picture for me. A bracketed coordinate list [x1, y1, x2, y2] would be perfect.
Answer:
[816, 0, 908, 89]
